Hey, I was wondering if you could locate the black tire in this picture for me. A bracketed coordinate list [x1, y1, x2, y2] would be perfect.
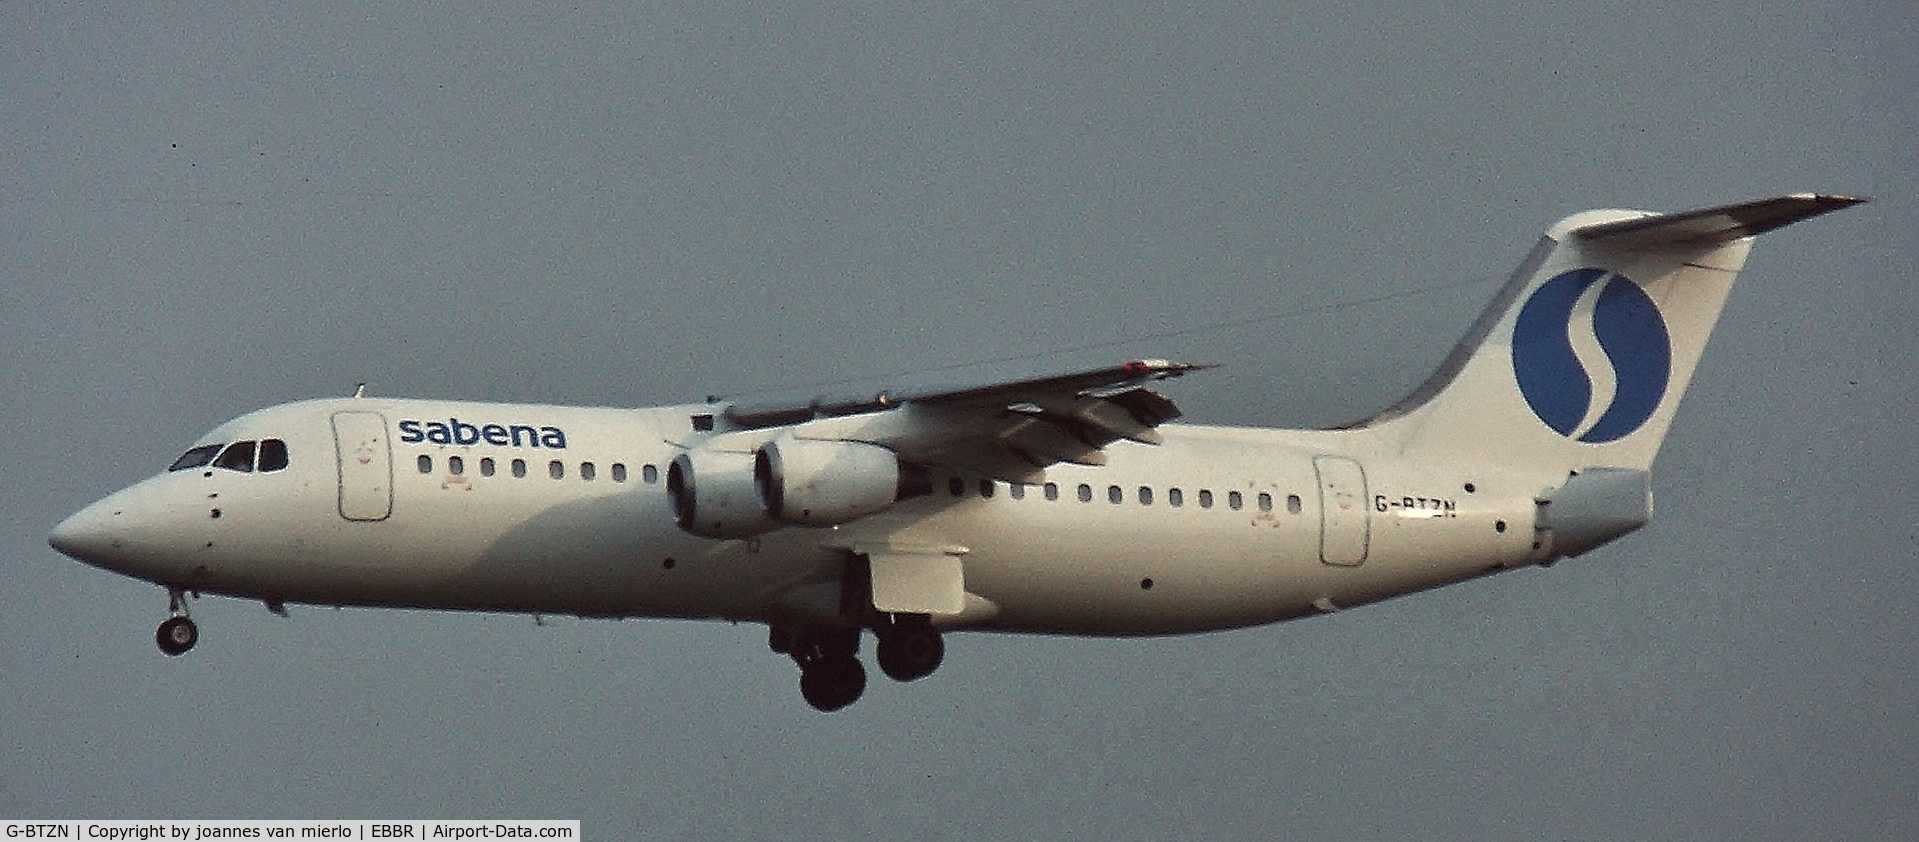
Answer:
[875, 622, 944, 682]
[156, 617, 198, 656]
[767, 626, 794, 655]
[799, 656, 866, 712]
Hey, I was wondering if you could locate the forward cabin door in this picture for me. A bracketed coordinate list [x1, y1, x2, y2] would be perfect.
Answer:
[332, 411, 393, 521]
[1315, 456, 1369, 567]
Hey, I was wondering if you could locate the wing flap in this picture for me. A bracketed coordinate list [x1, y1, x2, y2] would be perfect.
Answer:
[999, 416, 1110, 467]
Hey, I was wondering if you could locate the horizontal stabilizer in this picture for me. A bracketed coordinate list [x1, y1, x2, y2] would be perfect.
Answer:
[1573, 193, 1865, 249]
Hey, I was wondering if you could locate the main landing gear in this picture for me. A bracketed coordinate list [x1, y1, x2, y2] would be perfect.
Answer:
[156, 585, 198, 656]
[874, 614, 944, 683]
[784, 627, 866, 713]
[772, 615, 947, 713]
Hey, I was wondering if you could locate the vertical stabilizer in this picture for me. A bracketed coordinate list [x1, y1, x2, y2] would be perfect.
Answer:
[1351, 194, 1863, 474]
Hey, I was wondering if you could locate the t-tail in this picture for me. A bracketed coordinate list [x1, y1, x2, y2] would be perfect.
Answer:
[1346, 194, 1863, 557]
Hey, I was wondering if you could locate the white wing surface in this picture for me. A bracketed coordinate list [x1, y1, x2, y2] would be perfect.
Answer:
[722, 359, 1204, 481]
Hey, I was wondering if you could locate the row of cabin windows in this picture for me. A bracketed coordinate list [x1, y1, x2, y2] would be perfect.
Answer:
[416, 455, 662, 485]
[947, 475, 1303, 514]
[408, 454, 1300, 515]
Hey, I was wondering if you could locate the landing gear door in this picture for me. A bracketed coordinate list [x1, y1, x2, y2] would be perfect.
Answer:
[332, 411, 393, 522]
[1315, 456, 1369, 567]
[868, 552, 966, 616]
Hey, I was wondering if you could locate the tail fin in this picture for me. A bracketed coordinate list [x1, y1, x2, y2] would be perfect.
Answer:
[1353, 194, 1863, 474]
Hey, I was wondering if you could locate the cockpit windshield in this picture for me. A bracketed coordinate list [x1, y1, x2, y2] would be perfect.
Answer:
[167, 444, 223, 472]
[214, 441, 256, 472]
[258, 439, 288, 471]
[168, 439, 290, 473]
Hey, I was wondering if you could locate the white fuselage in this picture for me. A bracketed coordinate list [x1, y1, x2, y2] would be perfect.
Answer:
[60, 396, 1548, 636]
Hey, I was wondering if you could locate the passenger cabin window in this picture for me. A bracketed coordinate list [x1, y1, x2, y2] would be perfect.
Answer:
[1258, 492, 1274, 512]
[549, 460, 565, 480]
[214, 441, 256, 473]
[1044, 483, 1059, 501]
[480, 457, 497, 478]
[611, 463, 627, 483]
[1168, 488, 1184, 507]
[1287, 494, 1303, 514]
[418, 455, 433, 474]
[581, 462, 597, 481]
[1228, 491, 1244, 510]
[642, 464, 659, 484]
[448, 456, 465, 476]
[512, 458, 527, 479]
[1198, 489, 1214, 509]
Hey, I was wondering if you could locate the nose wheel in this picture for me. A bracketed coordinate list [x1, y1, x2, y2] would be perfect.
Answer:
[157, 616, 198, 655]
[156, 586, 198, 656]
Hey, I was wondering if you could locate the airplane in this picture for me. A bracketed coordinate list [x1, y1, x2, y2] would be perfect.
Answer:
[49, 193, 1861, 712]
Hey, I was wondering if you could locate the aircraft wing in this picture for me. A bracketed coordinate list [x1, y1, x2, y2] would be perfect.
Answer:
[722, 359, 1205, 481]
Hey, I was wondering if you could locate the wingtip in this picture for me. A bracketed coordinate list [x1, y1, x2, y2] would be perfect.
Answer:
[1790, 192, 1868, 204]
[1787, 193, 1870, 212]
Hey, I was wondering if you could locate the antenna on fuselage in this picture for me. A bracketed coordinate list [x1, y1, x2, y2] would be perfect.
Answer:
[352, 383, 368, 398]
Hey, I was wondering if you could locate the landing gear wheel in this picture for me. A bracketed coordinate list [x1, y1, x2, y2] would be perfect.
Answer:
[799, 656, 867, 713]
[156, 616, 198, 656]
[875, 617, 944, 682]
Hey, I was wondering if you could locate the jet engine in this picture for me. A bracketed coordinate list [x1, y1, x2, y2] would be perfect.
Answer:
[667, 450, 777, 539]
[755, 438, 901, 527]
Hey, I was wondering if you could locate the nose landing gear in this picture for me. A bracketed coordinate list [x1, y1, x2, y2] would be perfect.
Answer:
[155, 585, 198, 656]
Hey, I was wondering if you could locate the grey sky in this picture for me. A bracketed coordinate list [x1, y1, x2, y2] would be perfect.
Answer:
[3, 2, 1914, 838]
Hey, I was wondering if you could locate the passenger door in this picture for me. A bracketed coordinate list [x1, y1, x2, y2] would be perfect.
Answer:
[332, 411, 392, 521]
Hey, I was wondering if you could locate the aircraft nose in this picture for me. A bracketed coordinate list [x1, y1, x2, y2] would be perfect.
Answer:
[49, 499, 121, 565]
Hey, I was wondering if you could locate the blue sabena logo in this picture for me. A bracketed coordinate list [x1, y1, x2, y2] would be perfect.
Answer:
[1511, 268, 1672, 443]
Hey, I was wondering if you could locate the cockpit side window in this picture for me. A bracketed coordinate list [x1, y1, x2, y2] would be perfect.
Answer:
[168, 444, 224, 472]
[258, 439, 289, 472]
[213, 441, 257, 473]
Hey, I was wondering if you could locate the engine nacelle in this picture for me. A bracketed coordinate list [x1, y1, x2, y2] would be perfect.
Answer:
[667, 450, 778, 539]
[755, 438, 901, 527]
